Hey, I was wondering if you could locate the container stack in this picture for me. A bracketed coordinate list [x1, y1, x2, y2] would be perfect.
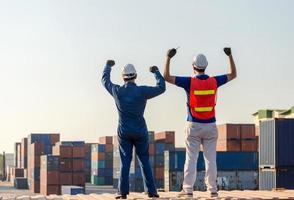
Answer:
[40, 155, 60, 195]
[27, 133, 60, 193]
[164, 150, 258, 191]
[53, 141, 86, 191]
[21, 138, 28, 169]
[10, 167, 25, 185]
[84, 143, 94, 182]
[91, 136, 113, 185]
[113, 135, 120, 189]
[154, 131, 175, 189]
[259, 118, 294, 190]
[14, 143, 21, 168]
[217, 124, 257, 151]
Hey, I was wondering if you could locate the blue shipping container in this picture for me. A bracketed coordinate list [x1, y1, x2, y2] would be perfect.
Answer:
[165, 151, 258, 171]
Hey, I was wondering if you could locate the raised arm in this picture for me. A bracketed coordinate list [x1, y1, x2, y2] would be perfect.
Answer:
[140, 66, 166, 99]
[224, 47, 237, 81]
[101, 60, 118, 96]
[163, 48, 177, 84]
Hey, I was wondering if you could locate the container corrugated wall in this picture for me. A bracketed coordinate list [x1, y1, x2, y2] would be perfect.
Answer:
[259, 118, 294, 168]
[259, 168, 294, 190]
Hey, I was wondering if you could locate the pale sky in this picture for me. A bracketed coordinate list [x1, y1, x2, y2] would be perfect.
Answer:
[0, 0, 293, 153]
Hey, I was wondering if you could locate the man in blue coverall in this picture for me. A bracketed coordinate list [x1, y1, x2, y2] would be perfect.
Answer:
[102, 60, 165, 199]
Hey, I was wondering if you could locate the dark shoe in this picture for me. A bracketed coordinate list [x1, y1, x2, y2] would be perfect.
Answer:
[115, 194, 127, 199]
[148, 193, 159, 198]
[210, 192, 218, 198]
[177, 190, 193, 198]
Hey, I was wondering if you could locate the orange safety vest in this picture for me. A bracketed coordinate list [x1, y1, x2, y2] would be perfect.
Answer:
[189, 77, 217, 120]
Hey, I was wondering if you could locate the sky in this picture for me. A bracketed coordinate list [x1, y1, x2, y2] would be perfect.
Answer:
[0, 0, 293, 153]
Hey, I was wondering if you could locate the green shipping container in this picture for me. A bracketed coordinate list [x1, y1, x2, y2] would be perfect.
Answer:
[91, 175, 105, 185]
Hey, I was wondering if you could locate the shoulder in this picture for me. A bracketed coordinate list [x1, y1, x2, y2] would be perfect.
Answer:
[213, 74, 228, 87]
[175, 76, 191, 90]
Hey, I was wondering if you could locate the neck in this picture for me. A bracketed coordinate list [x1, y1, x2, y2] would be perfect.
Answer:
[125, 80, 135, 83]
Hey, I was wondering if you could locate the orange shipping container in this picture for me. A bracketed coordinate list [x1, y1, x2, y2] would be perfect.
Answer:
[105, 144, 113, 153]
[53, 145, 72, 158]
[73, 172, 85, 186]
[241, 139, 258, 151]
[72, 159, 85, 171]
[50, 134, 60, 145]
[240, 124, 256, 139]
[72, 146, 85, 158]
[40, 184, 60, 195]
[217, 139, 240, 151]
[92, 152, 105, 161]
[40, 170, 60, 185]
[149, 144, 155, 155]
[60, 172, 72, 185]
[99, 136, 113, 144]
[155, 167, 164, 179]
[155, 131, 175, 143]
[217, 124, 241, 140]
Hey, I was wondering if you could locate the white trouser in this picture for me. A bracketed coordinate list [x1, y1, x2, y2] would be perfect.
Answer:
[182, 121, 218, 193]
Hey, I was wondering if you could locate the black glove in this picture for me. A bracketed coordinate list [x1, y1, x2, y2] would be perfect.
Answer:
[106, 60, 115, 67]
[167, 48, 177, 58]
[223, 47, 231, 56]
[149, 66, 159, 73]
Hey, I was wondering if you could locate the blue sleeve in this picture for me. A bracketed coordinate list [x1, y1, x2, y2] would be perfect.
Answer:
[214, 75, 228, 87]
[140, 70, 166, 99]
[175, 76, 191, 92]
[101, 65, 119, 96]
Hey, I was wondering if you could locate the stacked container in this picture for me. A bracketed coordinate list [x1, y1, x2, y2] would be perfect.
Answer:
[164, 149, 258, 191]
[217, 124, 257, 151]
[27, 133, 60, 193]
[91, 136, 113, 185]
[85, 143, 94, 182]
[21, 138, 28, 169]
[259, 119, 294, 190]
[154, 131, 175, 189]
[53, 141, 86, 191]
[40, 155, 60, 195]
[14, 143, 21, 168]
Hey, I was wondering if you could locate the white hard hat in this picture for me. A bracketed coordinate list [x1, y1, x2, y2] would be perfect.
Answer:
[193, 54, 208, 69]
[122, 64, 137, 78]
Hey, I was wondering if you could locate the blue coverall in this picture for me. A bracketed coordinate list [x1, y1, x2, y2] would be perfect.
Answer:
[101, 65, 166, 195]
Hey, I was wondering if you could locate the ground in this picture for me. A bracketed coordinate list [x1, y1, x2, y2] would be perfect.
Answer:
[1, 181, 294, 200]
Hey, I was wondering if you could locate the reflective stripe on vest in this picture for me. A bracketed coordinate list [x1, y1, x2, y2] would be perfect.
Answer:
[194, 106, 214, 112]
[194, 90, 215, 95]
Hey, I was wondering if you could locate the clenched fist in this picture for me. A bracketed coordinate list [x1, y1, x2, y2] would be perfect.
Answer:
[149, 66, 159, 73]
[106, 60, 115, 67]
[167, 48, 177, 58]
[223, 48, 232, 56]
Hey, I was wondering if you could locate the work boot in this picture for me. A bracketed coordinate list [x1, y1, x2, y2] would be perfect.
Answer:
[148, 193, 159, 198]
[210, 192, 218, 198]
[177, 190, 193, 198]
[115, 194, 127, 199]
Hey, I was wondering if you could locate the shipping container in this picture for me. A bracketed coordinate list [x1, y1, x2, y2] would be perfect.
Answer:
[14, 177, 29, 189]
[155, 131, 175, 143]
[61, 185, 84, 195]
[165, 151, 258, 172]
[99, 136, 113, 144]
[41, 184, 60, 195]
[21, 138, 28, 169]
[259, 168, 294, 190]
[259, 119, 294, 167]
